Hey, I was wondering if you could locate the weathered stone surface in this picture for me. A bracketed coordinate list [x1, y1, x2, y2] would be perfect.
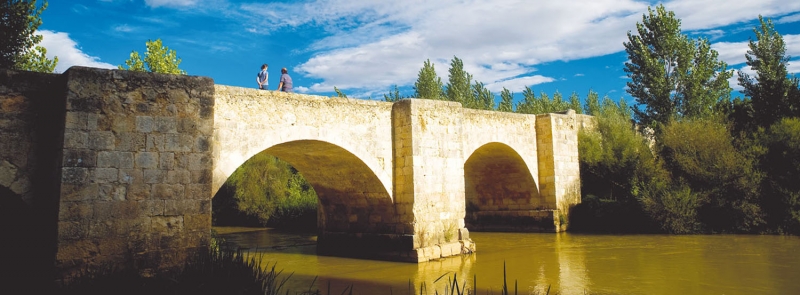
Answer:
[2, 66, 585, 280]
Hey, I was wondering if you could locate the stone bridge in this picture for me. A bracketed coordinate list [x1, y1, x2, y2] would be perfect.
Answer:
[0, 67, 589, 279]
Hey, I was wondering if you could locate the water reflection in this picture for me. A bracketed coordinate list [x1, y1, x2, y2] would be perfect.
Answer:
[216, 227, 800, 294]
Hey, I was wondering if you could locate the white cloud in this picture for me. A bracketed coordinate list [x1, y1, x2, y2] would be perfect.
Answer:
[777, 13, 800, 24]
[713, 34, 800, 67]
[574, 73, 585, 77]
[39, 30, 116, 73]
[145, 0, 197, 8]
[788, 59, 800, 75]
[486, 75, 556, 93]
[113, 24, 135, 33]
[665, 0, 800, 30]
[712, 41, 750, 66]
[231, 0, 800, 94]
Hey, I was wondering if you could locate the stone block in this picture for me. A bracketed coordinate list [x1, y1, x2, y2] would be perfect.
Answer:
[126, 184, 151, 201]
[155, 116, 177, 133]
[65, 112, 88, 129]
[89, 131, 116, 150]
[151, 216, 184, 235]
[143, 169, 165, 184]
[117, 132, 146, 151]
[135, 152, 159, 169]
[61, 183, 99, 202]
[61, 167, 89, 184]
[167, 170, 191, 184]
[136, 116, 154, 133]
[119, 169, 143, 184]
[58, 221, 86, 240]
[96, 151, 119, 168]
[185, 183, 207, 199]
[159, 153, 175, 169]
[92, 168, 118, 183]
[140, 200, 165, 217]
[58, 201, 93, 221]
[99, 184, 126, 201]
[152, 183, 184, 200]
[146, 134, 165, 151]
[63, 130, 88, 149]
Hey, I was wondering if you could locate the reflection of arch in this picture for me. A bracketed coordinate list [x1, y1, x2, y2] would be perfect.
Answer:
[464, 142, 541, 213]
[218, 140, 395, 234]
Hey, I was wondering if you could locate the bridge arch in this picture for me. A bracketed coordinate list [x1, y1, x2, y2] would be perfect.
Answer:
[464, 142, 551, 231]
[464, 142, 541, 211]
[215, 140, 396, 234]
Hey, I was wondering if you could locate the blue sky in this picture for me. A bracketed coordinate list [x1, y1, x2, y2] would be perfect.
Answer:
[39, 0, 800, 106]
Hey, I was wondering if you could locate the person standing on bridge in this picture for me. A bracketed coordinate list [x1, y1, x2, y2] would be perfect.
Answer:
[278, 67, 293, 92]
[257, 64, 269, 90]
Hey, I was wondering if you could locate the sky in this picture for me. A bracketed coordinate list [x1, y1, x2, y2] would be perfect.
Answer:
[38, 0, 800, 106]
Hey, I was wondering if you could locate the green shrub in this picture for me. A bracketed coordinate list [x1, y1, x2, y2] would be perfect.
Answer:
[574, 96, 660, 232]
[213, 153, 317, 230]
[760, 118, 800, 234]
[659, 118, 764, 232]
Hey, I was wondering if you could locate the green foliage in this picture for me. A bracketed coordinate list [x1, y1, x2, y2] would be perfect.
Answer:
[498, 88, 514, 112]
[119, 39, 186, 75]
[383, 84, 406, 102]
[334, 86, 347, 98]
[660, 118, 764, 232]
[445, 56, 472, 104]
[760, 118, 800, 234]
[583, 90, 601, 116]
[516, 87, 581, 114]
[624, 4, 732, 133]
[0, 0, 58, 72]
[469, 81, 495, 110]
[414, 59, 444, 100]
[213, 153, 317, 229]
[737, 16, 800, 128]
[568, 92, 582, 114]
[574, 97, 658, 232]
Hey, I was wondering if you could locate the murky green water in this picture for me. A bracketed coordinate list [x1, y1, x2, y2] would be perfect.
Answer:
[215, 227, 800, 294]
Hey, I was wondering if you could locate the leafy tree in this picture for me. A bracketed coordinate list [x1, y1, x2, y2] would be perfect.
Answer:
[334, 86, 347, 98]
[383, 85, 405, 102]
[213, 153, 317, 228]
[660, 118, 764, 232]
[737, 16, 800, 128]
[584, 90, 601, 116]
[568, 92, 582, 114]
[515, 86, 537, 114]
[471, 81, 494, 110]
[759, 118, 800, 234]
[0, 0, 57, 72]
[445, 56, 472, 104]
[498, 87, 514, 112]
[414, 59, 444, 100]
[119, 39, 186, 74]
[573, 95, 659, 232]
[624, 5, 732, 132]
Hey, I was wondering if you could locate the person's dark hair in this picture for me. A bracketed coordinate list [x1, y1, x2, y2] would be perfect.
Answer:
[281, 68, 287, 73]
[261, 64, 268, 69]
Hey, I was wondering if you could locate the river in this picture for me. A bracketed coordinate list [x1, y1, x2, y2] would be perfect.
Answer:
[215, 227, 800, 294]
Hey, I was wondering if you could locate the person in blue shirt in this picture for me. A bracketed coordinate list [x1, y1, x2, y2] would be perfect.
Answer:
[256, 64, 268, 90]
[278, 67, 293, 92]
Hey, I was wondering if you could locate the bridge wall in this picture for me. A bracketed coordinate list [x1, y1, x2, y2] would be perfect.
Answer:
[54, 67, 214, 279]
[0, 66, 586, 279]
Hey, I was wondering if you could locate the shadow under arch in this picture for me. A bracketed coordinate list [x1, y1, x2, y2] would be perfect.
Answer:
[214, 140, 402, 256]
[263, 140, 395, 232]
[464, 142, 553, 231]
